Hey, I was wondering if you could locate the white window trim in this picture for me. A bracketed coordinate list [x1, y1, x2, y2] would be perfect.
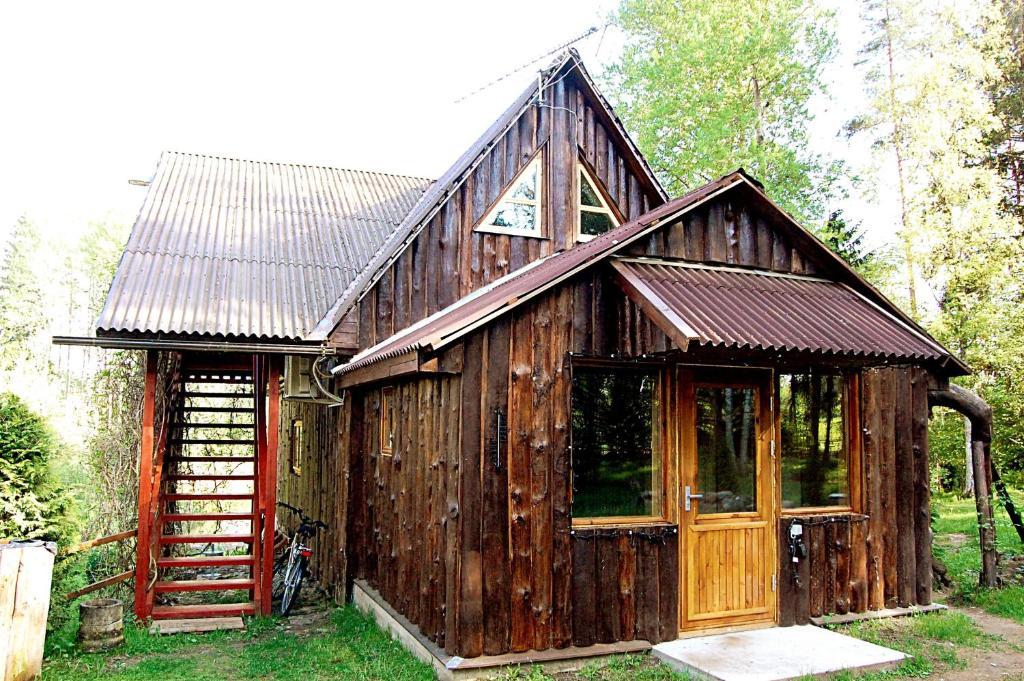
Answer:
[576, 163, 620, 242]
[475, 156, 544, 238]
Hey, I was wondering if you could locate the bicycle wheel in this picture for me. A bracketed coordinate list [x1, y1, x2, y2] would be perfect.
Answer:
[279, 556, 306, 615]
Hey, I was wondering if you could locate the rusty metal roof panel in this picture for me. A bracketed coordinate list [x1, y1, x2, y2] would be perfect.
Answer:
[96, 151, 432, 341]
[615, 259, 947, 361]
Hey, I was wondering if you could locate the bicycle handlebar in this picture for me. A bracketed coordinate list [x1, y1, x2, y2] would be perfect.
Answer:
[277, 501, 329, 531]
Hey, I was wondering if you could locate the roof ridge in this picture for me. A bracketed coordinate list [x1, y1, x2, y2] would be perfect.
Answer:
[160, 150, 436, 184]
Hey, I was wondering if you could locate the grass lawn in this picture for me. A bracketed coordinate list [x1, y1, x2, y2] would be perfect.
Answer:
[932, 490, 1024, 623]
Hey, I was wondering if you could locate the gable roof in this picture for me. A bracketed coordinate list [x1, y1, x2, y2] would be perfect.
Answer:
[335, 170, 968, 376]
[96, 151, 432, 342]
[307, 49, 668, 340]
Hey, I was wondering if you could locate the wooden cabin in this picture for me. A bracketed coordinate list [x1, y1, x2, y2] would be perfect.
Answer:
[74, 50, 966, 666]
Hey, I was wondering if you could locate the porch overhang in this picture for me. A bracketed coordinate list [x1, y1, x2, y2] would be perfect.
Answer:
[52, 335, 333, 356]
[609, 258, 960, 371]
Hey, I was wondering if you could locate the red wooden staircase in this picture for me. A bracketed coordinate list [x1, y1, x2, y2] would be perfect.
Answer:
[135, 352, 280, 622]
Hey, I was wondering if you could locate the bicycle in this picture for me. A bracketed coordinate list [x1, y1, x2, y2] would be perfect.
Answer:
[273, 501, 328, 615]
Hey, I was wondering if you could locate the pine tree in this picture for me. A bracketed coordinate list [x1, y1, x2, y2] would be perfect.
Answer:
[607, 0, 840, 226]
[0, 216, 47, 370]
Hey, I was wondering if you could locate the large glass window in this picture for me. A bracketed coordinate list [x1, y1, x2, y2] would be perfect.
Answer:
[477, 157, 543, 236]
[571, 366, 661, 520]
[779, 372, 849, 509]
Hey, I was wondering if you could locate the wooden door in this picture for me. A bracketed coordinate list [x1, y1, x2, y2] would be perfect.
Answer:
[678, 369, 776, 631]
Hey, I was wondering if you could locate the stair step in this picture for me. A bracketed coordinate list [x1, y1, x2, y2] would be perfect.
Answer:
[166, 474, 254, 481]
[152, 602, 256, 619]
[171, 423, 255, 429]
[169, 439, 255, 445]
[178, 407, 255, 414]
[159, 534, 254, 544]
[155, 578, 255, 593]
[156, 554, 254, 568]
[167, 456, 255, 463]
[164, 493, 254, 502]
[183, 377, 253, 385]
[162, 512, 252, 523]
[183, 391, 255, 399]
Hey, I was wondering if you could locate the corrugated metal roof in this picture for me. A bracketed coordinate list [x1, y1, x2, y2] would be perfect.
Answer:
[613, 259, 947, 361]
[336, 170, 965, 377]
[309, 49, 668, 340]
[96, 151, 432, 341]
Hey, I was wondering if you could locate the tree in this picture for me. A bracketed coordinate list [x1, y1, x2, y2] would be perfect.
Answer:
[0, 216, 47, 370]
[607, 0, 840, 226]
[984, 0, 1024, 227]
[820, 209, 892, 285]
[0, 392, 76, 543]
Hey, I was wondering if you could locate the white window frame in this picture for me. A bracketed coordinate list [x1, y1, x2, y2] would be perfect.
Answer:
[475, 155, 544, 238]
[576, 162, 620, 242]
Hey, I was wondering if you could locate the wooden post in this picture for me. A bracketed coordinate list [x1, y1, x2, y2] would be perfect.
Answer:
[134, 349, 158, 621]
[259, 357, 282, 614]
[929, 385, 997, 588]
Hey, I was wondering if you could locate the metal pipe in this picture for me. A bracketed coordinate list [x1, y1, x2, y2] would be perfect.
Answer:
[51, 335, 334, 356]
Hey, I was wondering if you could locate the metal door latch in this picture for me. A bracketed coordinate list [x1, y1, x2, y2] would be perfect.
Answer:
[684, 485, 703, 512]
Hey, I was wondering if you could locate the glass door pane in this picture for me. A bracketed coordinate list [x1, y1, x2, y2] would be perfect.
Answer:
[694, 386, 758, 514]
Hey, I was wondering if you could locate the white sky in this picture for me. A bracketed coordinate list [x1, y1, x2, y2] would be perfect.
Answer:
[0, 0, 890, 249]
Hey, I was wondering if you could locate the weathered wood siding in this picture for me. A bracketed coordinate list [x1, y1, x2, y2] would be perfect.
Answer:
[350, 71, 664, 349]
[276, 399, 349, 600]
[777, 366, 932, 625]
[347, 375, 462, 650]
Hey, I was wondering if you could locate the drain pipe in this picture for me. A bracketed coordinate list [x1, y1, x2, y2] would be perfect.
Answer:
[928, 384, 998, 587]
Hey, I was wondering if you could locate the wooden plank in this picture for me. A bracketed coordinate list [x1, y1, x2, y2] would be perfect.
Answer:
[571, 533, 597, 647]
[878, 369, 898, 608]
[444, 374, 462, 653]
[550, 288, 573, 649]
[634, 536, 659, 641]
[825, 520, 838, 614]
[850, 517, 869, 613]
[657, 530, 678, 642]
[808, 521, 825, 618]
[777, 520, 797, 626]
[66, 529, 136, 556]
[835, 518, 851, 615]
[458, 330, 485, 657]
[64, 569, 136, 601]
[617, 534, 637, 642]
[894, 368, 917, 607]
[862, 370, 885, 610]
[482, 320, 512, 655]
[530, 295, 554, 651]
[508, 310, 535, 652]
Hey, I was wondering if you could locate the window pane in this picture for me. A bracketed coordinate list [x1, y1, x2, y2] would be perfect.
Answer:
[580, 170, 602, 207]
[511, 164, 537, 200]
[490, 202, 537, 231]
[780, 373, 848, 509]
[571, 367, 660, 518]
[695, 387, 758, 513]
[581, 210, 615, 237]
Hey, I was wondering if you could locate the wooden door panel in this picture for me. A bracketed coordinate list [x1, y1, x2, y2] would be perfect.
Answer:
[679, 369, 776, 632]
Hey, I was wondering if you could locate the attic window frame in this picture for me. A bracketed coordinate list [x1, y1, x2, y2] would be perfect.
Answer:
[576, 161, 621, 242]
[474, 154, 544, 238]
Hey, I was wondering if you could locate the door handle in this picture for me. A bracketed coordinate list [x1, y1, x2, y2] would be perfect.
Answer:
[685, 485, 704, 512]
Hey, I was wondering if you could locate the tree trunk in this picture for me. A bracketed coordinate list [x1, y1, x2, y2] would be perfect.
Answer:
[929, 385, 998, 587]
[964, 416, 974, 495]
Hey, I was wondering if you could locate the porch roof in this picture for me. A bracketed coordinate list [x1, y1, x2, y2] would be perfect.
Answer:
[611, 258, 949, 363]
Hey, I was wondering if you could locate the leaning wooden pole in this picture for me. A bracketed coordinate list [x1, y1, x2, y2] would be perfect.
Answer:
[929, 384, 998, 587]
[135, 349, 158, 619]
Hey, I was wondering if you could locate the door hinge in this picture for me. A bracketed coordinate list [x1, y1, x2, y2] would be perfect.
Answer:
[772, 574, 777, 592]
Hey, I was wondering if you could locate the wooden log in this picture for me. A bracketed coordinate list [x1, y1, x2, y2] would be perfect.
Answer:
[862, 370, 885, 610]
[65, 530, 137, 557]
[617, 535, 637, 642]
[778, 520, 797, 626]
[571, 533, 596, 647]
[595, 536, 621, 643]
[825, 520, 838, 614]
[657, 530, 678, 643]
[878, 369, 899, 608]
[894, 369, 917, 607]
[508, 312, 535, 652]
[134, 349, 158, 621]
[835, 518, 851, 615]
[530, 296, 554, 651]
[65, 571, 134, 602]
[482, 321, 511, 655]
[850, 517, 869, 613]
[444, 376, 462, 652]
[459, 331, 485, 657]
[550, 289, 573, 649]
[808, 521, 825, 618]
[633, 536, 659, 641]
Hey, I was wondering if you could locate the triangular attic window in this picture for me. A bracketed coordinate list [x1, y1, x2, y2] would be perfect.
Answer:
[578, 163, 619, 241]
[476, 156, 543, 237]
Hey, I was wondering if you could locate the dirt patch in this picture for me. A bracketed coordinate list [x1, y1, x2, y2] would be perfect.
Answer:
[939, 607, 1024, 681]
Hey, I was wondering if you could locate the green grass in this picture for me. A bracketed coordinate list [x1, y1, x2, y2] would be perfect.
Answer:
[932, 491, 1024, 623]
[495, 654, 688, 680]
[832, 610, 997, 680]
[42, 607, 435, 681]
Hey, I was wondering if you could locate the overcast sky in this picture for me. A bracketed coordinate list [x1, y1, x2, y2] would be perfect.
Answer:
[0, 1, 884, 249]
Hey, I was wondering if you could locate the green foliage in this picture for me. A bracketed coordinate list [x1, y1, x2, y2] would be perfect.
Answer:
[983, 0, 1024, 226]
[607, 0, 840, 226]
[820, 210, 894, 286]
[0, 216, 47, 371]
[0, 391, 76, 543]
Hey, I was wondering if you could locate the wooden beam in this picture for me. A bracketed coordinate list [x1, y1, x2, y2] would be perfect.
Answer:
[65, 570, 134, 601]
[65, 529, 136, 557]
[609, 259, 699, 351]
[260, 357, 282, 614]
